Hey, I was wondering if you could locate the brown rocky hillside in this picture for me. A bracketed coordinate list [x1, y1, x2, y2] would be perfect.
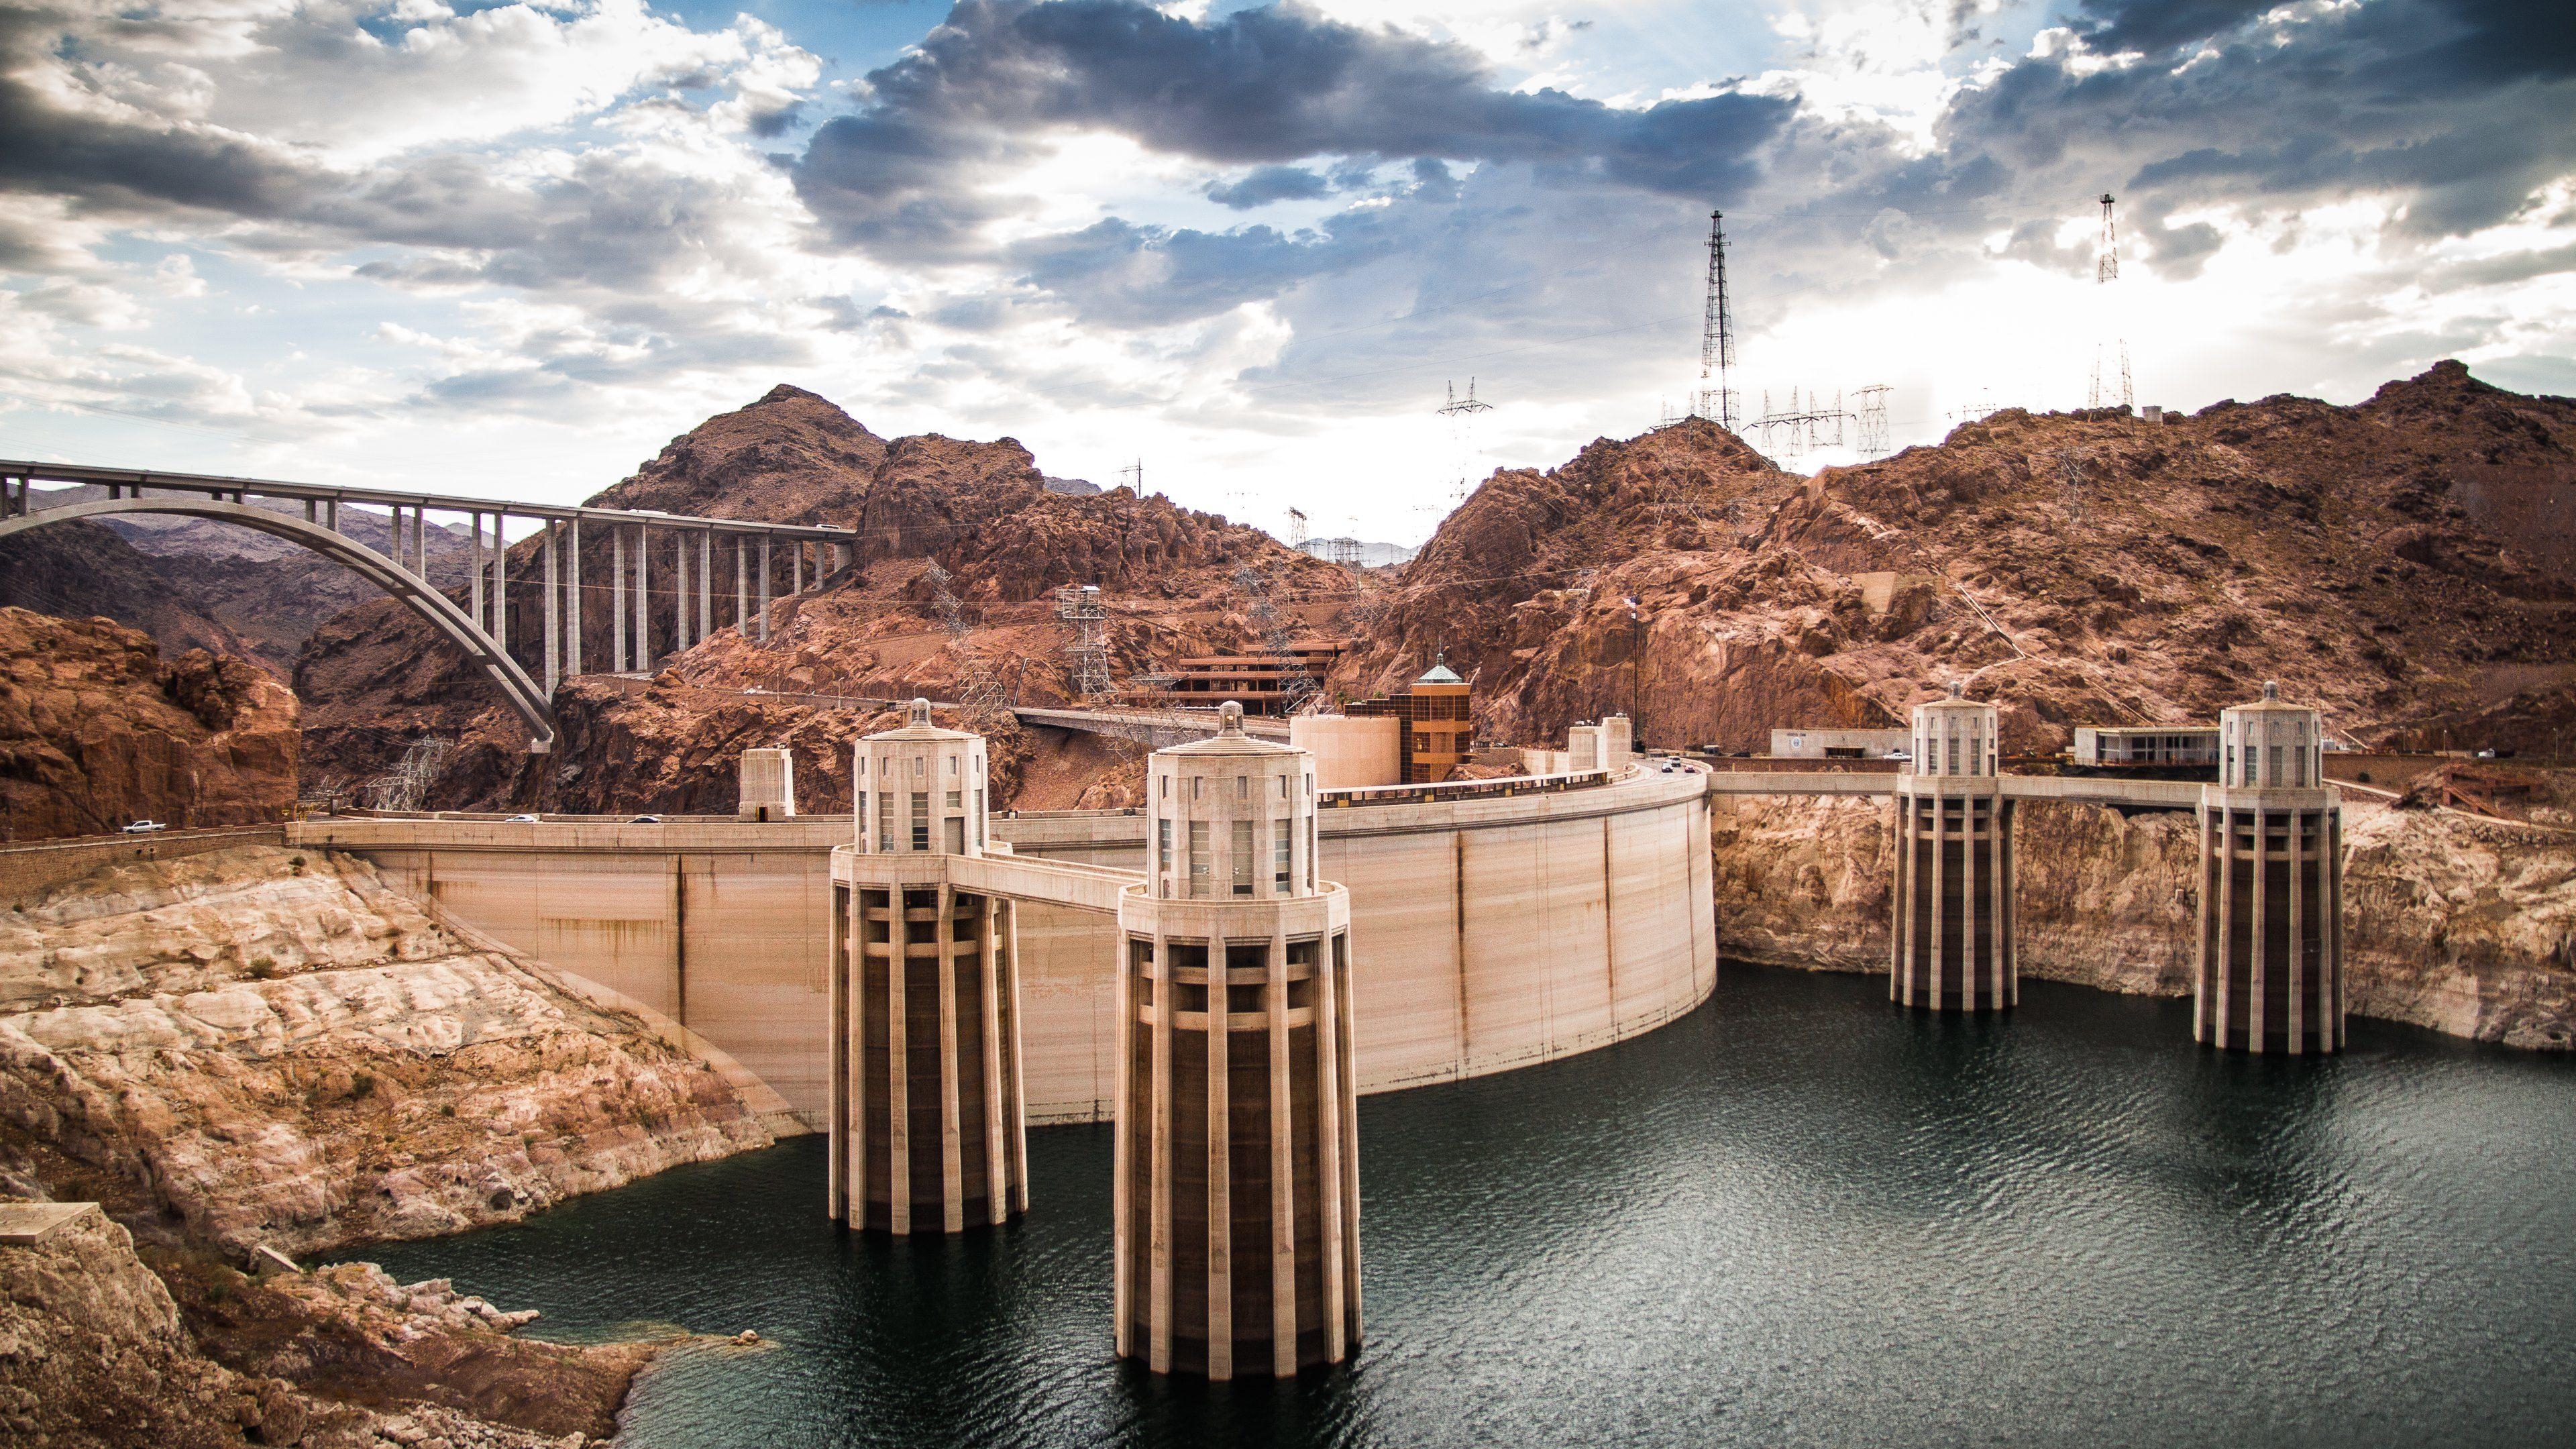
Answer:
[0, 607, 299, 839]
[292, 384, 1344, 807]
[1349, 360, 2576, 753]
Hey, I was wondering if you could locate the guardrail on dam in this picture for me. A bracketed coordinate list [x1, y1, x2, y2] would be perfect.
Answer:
[288, 763, 1717, 1127]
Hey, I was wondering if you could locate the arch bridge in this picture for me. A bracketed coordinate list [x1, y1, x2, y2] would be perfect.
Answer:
[1, 461, 859, 753]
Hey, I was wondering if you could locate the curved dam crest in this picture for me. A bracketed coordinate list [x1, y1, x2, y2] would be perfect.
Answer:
[288, 764, 1719, 1124]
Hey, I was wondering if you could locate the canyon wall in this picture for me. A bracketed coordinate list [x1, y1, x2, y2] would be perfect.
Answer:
[1713, 794, 2575, 1049]
[0, 845, 775, 1256]
[0, 606, 299, 841]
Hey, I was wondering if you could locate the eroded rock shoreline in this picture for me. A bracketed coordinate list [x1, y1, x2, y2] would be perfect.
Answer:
[1, 846, 780, 1444]
[1713, 792, 2576, 1049]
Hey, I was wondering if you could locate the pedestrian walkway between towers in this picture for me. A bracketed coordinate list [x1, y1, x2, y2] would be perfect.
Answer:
[0, 459, 858, 753]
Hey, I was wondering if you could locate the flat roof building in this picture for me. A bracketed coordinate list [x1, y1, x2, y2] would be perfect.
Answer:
[1770, 727, 1910, 760]
[2074, 725, 2220, 768]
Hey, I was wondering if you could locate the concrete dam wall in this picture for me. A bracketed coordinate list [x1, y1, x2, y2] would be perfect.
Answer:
[290, 766, 1717, 1125]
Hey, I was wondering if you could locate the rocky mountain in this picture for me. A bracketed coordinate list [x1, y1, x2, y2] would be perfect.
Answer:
[292, 383, 1344, 806]
[1348, 362, 2576, 753]
[0, 606, 299, 840]
[0, 519, 262, 666]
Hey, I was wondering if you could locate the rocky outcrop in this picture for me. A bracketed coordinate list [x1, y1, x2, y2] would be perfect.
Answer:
[0, 846, 773, 1255]
[1357, 362, 2576, 755]
[0, 1199, 629, 1448]
[0, 607, 299, 840]
[1711, 792, 2576, 1049]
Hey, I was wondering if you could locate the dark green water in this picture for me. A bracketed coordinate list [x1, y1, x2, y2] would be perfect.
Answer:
[349, 965, 2576, 1448]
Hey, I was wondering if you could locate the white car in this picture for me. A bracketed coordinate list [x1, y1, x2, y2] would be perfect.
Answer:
[121, 820, 166, 834]
[505, 814, 541, 823]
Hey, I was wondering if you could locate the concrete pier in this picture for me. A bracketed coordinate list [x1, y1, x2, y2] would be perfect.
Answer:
[2196, 684, 2344, 1054]
[828, 702, 1027, 1233]
[1116, 702, 1361, 1379]
[1891, 684, 2016, 1011]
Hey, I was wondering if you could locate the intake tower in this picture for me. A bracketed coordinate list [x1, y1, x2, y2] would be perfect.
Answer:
[828, 700, 1028, 1233]
[2195, 683, 2344, 1053]
[1115, 702, 1362, 1379]
[1891, 683, 2017, 1010]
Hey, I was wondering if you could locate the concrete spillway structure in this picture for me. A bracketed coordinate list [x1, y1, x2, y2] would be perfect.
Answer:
[826, 702, 1027, 1234]
[1891, 684, 2017, 1011]
[2196, 683, 2344, 1054]
[1118, 702, 1360, 1380]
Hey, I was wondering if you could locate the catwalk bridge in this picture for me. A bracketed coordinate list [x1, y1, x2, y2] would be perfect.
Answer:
[0, 460, 859, 753]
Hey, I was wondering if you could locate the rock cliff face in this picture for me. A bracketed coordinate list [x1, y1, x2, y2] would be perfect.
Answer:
[0, 846, 773, 1256]
[1711, 794, 2575, 1049]
[0, 607, 299, 840]
[1355, 362, 2576, 753]
[0, 1199, 635, 1448]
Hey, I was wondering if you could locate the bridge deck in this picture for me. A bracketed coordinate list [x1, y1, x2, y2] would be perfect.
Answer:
[3, 458, 855, 540]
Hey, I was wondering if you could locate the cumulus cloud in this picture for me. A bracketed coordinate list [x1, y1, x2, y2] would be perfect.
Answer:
[0, 0, 2572, 532]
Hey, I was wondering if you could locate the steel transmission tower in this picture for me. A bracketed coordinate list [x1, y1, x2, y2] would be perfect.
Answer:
[1695, 211, 1741, 431]
[1438, 378, 1493, 513]
[923, 561, 1012, 721]
[2088, 193, 2134, 411]
[1855, 384, 1893, 459]
[1285, 507, 1308, 552]
[1056, 583, 1113, 700]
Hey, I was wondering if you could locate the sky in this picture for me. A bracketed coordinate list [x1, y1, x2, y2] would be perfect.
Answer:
[2, 0, 2572, 544]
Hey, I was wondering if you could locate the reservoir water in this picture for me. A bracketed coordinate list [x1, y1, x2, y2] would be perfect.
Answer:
[350, 965, 2576, 1447]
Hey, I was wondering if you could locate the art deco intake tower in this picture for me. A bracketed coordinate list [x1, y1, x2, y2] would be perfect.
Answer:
[1891, 684, 2017, 1011]
[1116, 702, 1362, 1379]
[828, 700, 1028, 1233]
[2195, 683, 2345, 1054]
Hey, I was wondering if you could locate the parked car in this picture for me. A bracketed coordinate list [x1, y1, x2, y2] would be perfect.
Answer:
[1884, 749, 1912, 763]
[120, 820, 166, 834]
[505, 814, 541, 822]
[629, 814, 663, 824]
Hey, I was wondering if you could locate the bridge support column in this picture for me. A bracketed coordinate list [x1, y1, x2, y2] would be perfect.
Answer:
[673, 526, 691, 654]
[610, 526, 627, 672]
[698, 529, 712, 645]
[633, 525, 651, 671]
[758, 535, 772, 641]
[735, 537, 748, 631]
[567, 518, 583, 679]
[411, 504, 427, 577]
[492, 516, 508, 664]
[468, 514, 484, 632]
[542, 521, 561, 697]
[2196, 685, 2343, 1053]
[792, 539, 804, 596]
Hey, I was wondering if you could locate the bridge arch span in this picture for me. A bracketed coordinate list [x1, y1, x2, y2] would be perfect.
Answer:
[0, 496, 555, 752]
